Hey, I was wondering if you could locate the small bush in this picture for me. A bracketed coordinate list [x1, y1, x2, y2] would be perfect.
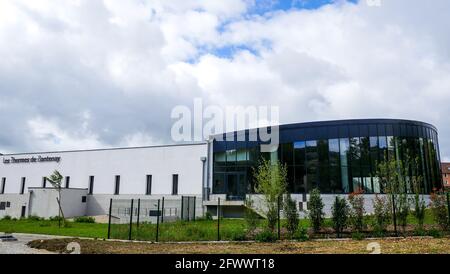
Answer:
[255, 230, 277, 243]
[204, 212, 213, 221]
[348, 189, 365, 232]
[230, 231, 247, 241]
[49, 216, 65, 222]
[372, 195, 391, 233]
[308, 188, 324, 233]
[28, 215, 43, 221]
[397, 194, 410, 233]
[351, 232, 365, 241]
[331, 196, 349, 238]
[430, 190, 449, 231]
[1, 215, 12, 221]
[294, 226, 309, 242]
[427, 228, 443, 238]
[244, 198, 259, 234]
[413, 227, 427, 237]
[74, 216, 96, 223]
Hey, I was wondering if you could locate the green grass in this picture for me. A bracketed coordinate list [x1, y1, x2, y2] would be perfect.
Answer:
[0, 209, 440, 242]
[0, 219, 108, 238]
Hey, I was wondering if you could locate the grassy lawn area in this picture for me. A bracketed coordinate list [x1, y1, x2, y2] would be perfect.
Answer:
[0, 219, 108, 239]
[27, 237, 450, 254]
[0, 209, 443, 241]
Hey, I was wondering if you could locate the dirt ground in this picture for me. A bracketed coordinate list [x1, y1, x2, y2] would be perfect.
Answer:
[27, 237, 450, 254]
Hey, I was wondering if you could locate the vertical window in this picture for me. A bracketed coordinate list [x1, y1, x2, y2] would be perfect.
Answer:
[146, 175, 152, 195]
[339, 138, 350, 193]
[20, 177, 26, 195]
[0, 178, 5, 194]
[65, 176, 70, 188]
[114, 175, 120, 195]
[42, 177, 47, 188]
[88, 176, 94, 195]
[172, 174, 179, 195]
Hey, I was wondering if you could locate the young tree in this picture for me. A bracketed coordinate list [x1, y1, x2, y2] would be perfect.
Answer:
[244, 198, 259, 234]
[348, 188, 365, 232]
[254, 159, 287, 232]
[372, 195, 391, 234]
[308, 188, 324, 233]
[283, 194, 299, 238]
[331, 196, 349, 238]
[46, 170, 65, 227]
[411, 160, 426, 230]
[430, 189, 449, 231]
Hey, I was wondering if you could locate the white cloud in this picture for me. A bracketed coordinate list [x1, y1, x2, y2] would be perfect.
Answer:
[0, 0, 450, 161]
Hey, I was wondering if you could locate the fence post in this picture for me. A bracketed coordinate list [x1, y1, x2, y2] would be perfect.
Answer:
[277, 195, 281, 240]
[156, 199, 160, 242]
[107, 198, 112, 239]
[181, 196, 184, 221]
[136, 199, 141, 239]
[161, 197, 165, 224]
[129, 199, 134, 241]
[187, 196, 190, 222]
[193, 197, 196, 221]
[391, 195, 397, 236]
[447, 192, 450, 227]
[217, 198, 221, 241]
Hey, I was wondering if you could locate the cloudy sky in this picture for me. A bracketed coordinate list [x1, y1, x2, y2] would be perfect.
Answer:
[0, 0, 449, 160]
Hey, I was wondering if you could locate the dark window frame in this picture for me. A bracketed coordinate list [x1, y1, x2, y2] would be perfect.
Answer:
[1, 177, 5, 194]
[65, 176, 70, 189]
[20, 177, 26, 195]
[146, 175, 152, 195]
[114, 175, 120, 195]
[88, 176, 95, 195]
[172, 174, 179, 195]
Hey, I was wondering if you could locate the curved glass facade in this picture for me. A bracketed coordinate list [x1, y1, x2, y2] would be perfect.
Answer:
[212, 119, 442, 198]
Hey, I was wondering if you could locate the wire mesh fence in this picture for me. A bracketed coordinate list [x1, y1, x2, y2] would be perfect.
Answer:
[108, 196, 197, 241]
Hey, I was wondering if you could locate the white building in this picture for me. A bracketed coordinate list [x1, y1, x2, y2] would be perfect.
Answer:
[0, 142, 210, 219]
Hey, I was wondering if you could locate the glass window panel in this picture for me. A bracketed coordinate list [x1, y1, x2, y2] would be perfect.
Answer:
[294, 165, 306, 193]
[214, 152, 226, 163]
[281, 143, 294, 165]
[329, 139, 340, 166]
[294, 141, 306, 166]
[236, 149, 248, 162]
[213, 173, 225, 194]
[226, 149, 237, 163]
[339, 138, 350, 193]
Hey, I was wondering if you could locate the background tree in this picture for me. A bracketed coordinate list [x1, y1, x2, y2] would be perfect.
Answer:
[372, 195, 391, 234]
[243, 197, 259, 235]
[331, 196, 349, 238]
[46, 170, 65, 227]
[430, 189, 449, 231]
[283, 194, 299, 238]
[253, 159, 287, 232]
[308, 188, 324, 233]
[348, 188, 365, 232]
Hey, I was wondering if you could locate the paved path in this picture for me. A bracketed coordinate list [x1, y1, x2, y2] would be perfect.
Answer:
[0, 234, 60, 254]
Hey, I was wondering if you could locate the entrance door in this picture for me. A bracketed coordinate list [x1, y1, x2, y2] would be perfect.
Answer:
[21, 206, 26, 218]
[226, 173, 246, 200]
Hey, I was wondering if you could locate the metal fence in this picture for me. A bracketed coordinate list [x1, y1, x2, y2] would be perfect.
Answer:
[107, 196, 197, 241]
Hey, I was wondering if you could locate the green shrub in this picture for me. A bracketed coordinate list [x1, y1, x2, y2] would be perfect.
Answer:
[1, 215, 12, 221]
[49, 216, 65, 222]
[204, 212, 213, 221]
[397, 194, 410, 233]
[294, 226, 309, 242]
[28, 215, 43, 221]
[255, 230, 277, 243]
[308, 188, 324, 233]
[372, 195, 391, 233]
[430, 191, 449, 231]
[283, 194, 299, 237]
[74, 216, 96, 223]
[230, 231, 247, 241]
[244, 198, 259, 234]
[349, 189, 365, 232]
[413, 227, 427, 237]
[331, 196, 349, 238]
[351, 232, 365, 241]
[427, 228, 443, 238]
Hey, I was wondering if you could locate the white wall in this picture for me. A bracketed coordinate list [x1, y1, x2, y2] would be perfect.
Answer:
[0, 143, 207, 196]
[28, 188, 88, 218]
[0, 194, 29, 219]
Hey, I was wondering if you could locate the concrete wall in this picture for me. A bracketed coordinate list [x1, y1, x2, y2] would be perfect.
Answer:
[0, 194, 30, 219]
[28, 188, 88, 219]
